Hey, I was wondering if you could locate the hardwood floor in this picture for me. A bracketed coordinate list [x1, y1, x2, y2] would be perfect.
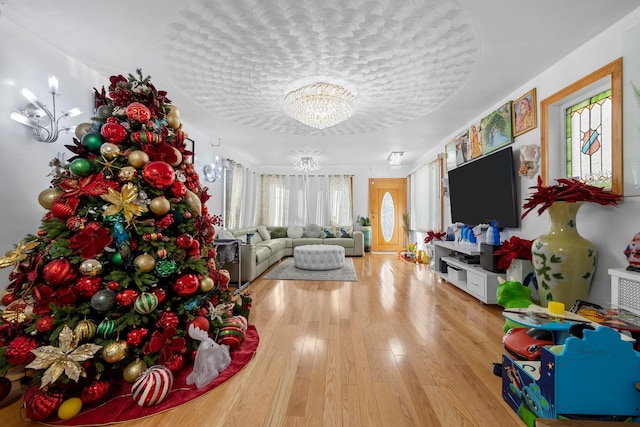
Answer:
[0, 253, 524, 426]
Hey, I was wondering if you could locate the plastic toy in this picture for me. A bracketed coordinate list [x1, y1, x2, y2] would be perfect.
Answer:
[185, 324, 231, 389]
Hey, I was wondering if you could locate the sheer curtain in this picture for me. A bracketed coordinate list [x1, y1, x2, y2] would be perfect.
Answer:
[257, 174, 352, 226]
[225, 161, 258, 229]
[410, 158, 442, 231]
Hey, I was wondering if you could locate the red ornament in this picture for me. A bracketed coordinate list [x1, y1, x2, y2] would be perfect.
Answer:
[172, 274, 199, 297]
[25, 388, 64, 421]
[156, 248, 168, 259]
[42, 259, 76, 287]
[1, 293, 16, 306]
[217, 325, 245, 350]
[81, 378, 111, 406]
[107, 281, 120, 291]
[190, 316, 210, 332]
[188, 239, 201, 257]
[72, 276, 103, 299]
[163, 353, 184, 372]
[131, 365, 173, 407]
[170, 181, 187, 198]
[126, 102, 151, 123]
[131, 130, 161, 145]
[6, 336, 38, 365]
[175, 233, 193, 249]
[35, 316, 55, 333]
[50, 199, 78, 220]
[152, 287, 167, 304]
[155, 311, 179, 329]
[142, 161, 176, 189]
[116, 289, 139, 306]
[126, 327, 149, 346]
[101, 117, 127, 143]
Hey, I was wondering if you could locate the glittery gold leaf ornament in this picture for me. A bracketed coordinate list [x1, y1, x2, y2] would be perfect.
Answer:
[100, 183, 148, 223]
[0, 240, 39, 272]
[26, 325, 102, 388]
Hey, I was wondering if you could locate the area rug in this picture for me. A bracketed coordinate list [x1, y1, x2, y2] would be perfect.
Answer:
[263, 257, 357, 281]
[27, 325, 259, 426]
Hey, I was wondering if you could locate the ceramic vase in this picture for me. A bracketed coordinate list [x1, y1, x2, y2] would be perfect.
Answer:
[361, 225, 372, 252]
[531, 201, 596, 307]
[506, 259, 539, 304]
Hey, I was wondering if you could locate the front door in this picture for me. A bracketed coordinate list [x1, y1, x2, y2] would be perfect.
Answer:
[368, 178, 407, 252]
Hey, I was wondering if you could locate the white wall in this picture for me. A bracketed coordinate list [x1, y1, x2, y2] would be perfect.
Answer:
[414, 7, 640, 306]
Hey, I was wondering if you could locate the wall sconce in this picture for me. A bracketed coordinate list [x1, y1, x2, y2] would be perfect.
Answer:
[10, 76, 82, 143]
[203, 155, 223, 183]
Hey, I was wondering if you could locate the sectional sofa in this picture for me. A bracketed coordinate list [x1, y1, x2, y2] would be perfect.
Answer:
[215, 225, 364, 283]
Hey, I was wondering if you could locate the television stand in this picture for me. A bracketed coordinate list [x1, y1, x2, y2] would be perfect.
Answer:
[433, 241, 505, 304]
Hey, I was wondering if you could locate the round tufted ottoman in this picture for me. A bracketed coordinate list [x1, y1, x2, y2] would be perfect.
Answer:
[294, 245, 345, 270]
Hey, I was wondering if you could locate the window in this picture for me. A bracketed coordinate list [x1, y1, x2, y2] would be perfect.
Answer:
[541, 57, 622, 194]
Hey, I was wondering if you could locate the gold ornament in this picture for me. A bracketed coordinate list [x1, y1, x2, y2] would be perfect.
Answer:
[102, 340, 128, 363]
[26, 325, 102, 388]
[123, 359, 148, 383]
[100, 143, 121, 160]
[133, 254, 155, 273]
[168, 148, 183, 167]
[185, 190, 202, 216]
[38, 188, 63, 209]
[128, 150, 149, 168]
[101, 183, 149, 224]
[118, 166, 138, 181]
[166, 114, 181, 129]
[199, 276, 215, 292]
[166, 105, 180, 117]
[75, 123, 93, 140]
[149, 197, 171, 216]
[79, 259, 102, 276]
[1, 300, 34, 324]
[73, 319, 97, 341]
[0, 240, 39, 272]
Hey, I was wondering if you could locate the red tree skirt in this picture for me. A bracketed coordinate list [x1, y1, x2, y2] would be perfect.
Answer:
[25, 325, 259, 426]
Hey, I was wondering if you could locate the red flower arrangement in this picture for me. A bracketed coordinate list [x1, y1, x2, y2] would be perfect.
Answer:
[493, 236, 534, 270]
[521, 176, 622, 218]
[423, 230, 446, 244]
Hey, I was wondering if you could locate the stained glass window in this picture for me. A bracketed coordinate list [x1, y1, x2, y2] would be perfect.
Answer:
[565, 89, 612, 188]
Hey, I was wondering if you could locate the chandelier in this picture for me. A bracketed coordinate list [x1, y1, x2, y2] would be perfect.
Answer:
[294, 156, 320, 173]
[10, 76, 82, 143]
[284, 82, 355, 129]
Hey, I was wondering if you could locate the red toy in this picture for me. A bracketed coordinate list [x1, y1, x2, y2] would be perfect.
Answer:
[502, 327, 553, 361]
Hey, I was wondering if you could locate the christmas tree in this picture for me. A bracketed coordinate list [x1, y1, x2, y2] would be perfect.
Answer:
[0, 70, 252, 421]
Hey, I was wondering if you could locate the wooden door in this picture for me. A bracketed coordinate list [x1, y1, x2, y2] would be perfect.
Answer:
[368, 178, 407, 252]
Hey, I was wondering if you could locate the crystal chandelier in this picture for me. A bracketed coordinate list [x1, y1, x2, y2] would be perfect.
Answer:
[294, 156, 320, 173]
[10, 76, 82, 143]
[284, 82, 355, 129]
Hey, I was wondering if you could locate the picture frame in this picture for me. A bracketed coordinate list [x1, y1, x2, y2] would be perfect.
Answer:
[481, 101, 514, 154]
[445, 139, 457, 171]
[512, 88, 537, 137]
[468, 120, 483, 160]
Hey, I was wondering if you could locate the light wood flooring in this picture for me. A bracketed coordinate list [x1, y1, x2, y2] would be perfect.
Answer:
[0, 253, 524, 426]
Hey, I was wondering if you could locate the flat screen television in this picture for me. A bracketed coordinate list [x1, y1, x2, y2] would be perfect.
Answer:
[447, 146, 519, 228]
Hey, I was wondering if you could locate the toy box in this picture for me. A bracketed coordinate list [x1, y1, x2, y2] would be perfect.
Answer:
[502, 326, 640, 426]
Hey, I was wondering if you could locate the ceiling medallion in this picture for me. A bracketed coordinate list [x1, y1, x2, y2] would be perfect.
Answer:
[294, 156, 320, 173]
[284, 82, 355, 130]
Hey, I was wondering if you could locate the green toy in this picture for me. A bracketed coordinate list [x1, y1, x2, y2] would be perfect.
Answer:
[496, 277, 533, 332]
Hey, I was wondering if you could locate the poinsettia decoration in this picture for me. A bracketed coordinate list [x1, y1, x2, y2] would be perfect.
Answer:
[68, 221, 113, 259]
[423, 230, 446, 244]
[522, 175, 622, 218]
[493, 236, 534, 270]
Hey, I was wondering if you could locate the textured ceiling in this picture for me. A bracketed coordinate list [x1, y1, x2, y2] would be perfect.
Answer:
[160, 0, 480, 135]
[3, 0, 640, 170]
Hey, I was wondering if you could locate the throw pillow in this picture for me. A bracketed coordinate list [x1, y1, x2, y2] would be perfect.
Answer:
[323, 227, 336, 238]
[287, 225, 304, 239]
[339, 226, 353, 238]
[217, 229, 236, 240]
[303, 224, 323, 238]
[269, 227, 288, 238]
[257, 225, 270, 240]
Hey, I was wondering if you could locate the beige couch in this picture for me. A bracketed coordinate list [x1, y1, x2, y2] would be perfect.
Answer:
[216, 225, 364, 283]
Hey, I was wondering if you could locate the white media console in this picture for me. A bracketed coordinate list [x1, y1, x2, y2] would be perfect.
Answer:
[433, 241, 505, 304]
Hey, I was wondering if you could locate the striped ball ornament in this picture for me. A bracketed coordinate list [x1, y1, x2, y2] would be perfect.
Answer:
[97, 319, 115, 339]
[131, 365, 173, 407]
[134, 292, 159, 314]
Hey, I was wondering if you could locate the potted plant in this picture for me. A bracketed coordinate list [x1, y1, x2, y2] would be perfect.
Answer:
[357, 216, 371, 252]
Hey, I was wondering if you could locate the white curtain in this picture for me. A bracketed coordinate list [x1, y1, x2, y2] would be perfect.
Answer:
[410, 158, 442, 231]
[225, 162, 258, 229]
[257, 174, 352, 226]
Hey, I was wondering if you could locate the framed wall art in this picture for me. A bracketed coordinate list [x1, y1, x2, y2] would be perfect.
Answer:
[512, 88, 537, 137]
[481, 101, 513, 154]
